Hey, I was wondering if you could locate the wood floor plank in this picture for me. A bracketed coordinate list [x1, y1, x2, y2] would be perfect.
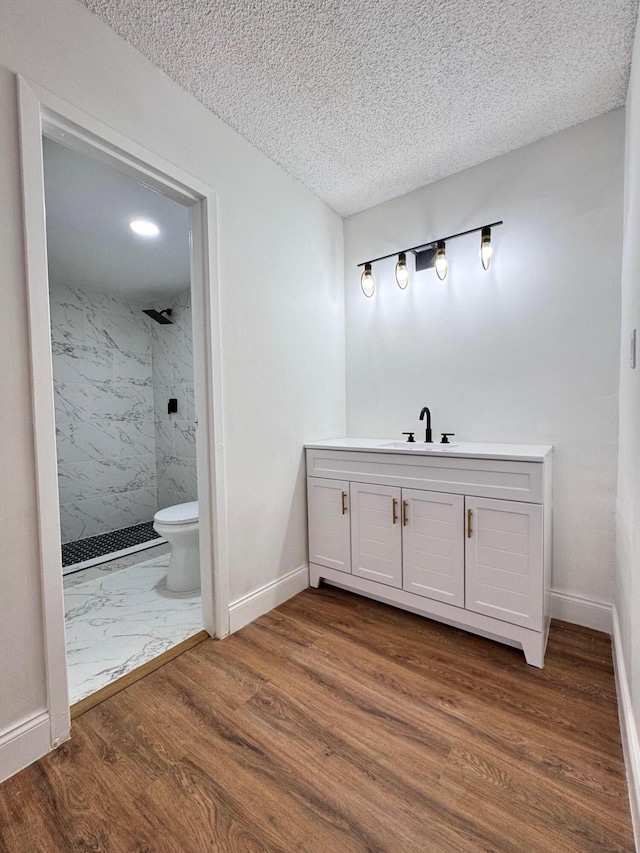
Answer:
[223, 611, 632, 848]
[0, 586, 634, 852]
[438, 742, 629, 853]
[281, 591, 624, 755]
[122, 666, 387, 852]
[140, 761, 291, 853]
[231, 610, 629, 813]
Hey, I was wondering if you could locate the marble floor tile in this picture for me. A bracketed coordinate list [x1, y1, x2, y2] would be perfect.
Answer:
[64, 553, 201, 705]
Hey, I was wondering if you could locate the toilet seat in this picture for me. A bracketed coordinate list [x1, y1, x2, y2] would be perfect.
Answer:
[154, 500, 198, 525]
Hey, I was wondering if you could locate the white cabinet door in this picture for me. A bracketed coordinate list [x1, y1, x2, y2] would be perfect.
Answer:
[308, 477, 351, 574]
[351, 482, 402, 588]
[402, 489, 464, 607]
[465, 497, 543, 630]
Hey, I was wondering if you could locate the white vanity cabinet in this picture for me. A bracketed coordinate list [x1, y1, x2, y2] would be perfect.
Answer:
[305, 440, 552, 667]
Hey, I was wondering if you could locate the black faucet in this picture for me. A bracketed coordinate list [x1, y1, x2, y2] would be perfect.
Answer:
[419, 407, 433, 443]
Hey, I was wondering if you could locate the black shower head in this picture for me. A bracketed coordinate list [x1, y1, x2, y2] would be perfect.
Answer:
[143, 308, 173, 325]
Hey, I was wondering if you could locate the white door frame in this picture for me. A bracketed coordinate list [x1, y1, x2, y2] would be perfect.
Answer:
[17, 75, 230, 751]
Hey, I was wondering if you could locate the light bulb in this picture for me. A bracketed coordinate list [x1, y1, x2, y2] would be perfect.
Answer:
[395, 252, 409, 289]
[129, 219, 160, 237]
[480, 226, 493, 270]
[435, 242, 448, 280]
[361, 263, 375, 298]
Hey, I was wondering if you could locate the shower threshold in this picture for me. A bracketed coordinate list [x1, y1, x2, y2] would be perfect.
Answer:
[62, 521, 166, 575]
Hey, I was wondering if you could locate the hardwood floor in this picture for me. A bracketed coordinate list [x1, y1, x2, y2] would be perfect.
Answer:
[0, 586, 634, 852]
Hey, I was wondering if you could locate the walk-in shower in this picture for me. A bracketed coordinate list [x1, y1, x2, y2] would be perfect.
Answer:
[44, 136, 195, 574]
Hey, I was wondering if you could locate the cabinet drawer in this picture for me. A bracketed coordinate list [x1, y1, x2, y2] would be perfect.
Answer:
[306, 449, 543, 503]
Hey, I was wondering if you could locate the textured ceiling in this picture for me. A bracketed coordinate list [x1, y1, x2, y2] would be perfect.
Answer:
[78, 0, 639, 216]
[43, 137, 191, 298]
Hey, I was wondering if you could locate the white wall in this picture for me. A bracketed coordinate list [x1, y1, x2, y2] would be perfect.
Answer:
[0, 0, 344, 742]
[344, 112, 624, 607]
[616, 5, 640, 830]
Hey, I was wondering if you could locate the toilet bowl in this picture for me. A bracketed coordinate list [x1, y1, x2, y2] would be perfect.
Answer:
[153, 501, 200, 593]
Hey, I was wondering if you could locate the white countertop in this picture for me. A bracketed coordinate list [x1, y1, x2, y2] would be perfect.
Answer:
[304, 437, 553, 462]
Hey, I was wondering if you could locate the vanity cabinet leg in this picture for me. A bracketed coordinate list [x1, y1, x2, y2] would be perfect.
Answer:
[522, 633, 545, 668]
[309, 564, 322, 589]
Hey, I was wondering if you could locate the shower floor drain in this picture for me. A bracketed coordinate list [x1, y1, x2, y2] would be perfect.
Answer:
[62, 520, 161, 568]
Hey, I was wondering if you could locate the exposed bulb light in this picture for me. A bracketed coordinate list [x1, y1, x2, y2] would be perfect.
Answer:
[361, 263, 375, 298]
[129, 219, 160, 237]
[434, 241, 448, 280]
[480, 226, 493, 270]
[395, 252, 409, 289]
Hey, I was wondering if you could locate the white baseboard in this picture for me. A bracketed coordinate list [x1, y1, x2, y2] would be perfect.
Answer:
[0, 712, 52, 784]
[229, 564, 309, 634]
[550, 589, 612, 633]
[611, 606, 640, 851]
[228, 579, 612, 636]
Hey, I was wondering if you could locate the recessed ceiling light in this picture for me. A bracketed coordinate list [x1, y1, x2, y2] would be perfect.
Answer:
[129, 219, 160, 237]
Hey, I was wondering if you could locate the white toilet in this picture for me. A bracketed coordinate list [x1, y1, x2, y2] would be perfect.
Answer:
[153, 501, 200, 593]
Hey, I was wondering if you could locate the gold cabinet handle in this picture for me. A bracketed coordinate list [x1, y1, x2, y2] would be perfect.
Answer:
[341, 491, 347, 515]
[392, 498, 398, 524]
[467, 508, 473, 538]
[403, 500, 408, 526]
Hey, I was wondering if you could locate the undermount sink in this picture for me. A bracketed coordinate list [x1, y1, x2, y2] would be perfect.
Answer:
[378, 441, 459, 451]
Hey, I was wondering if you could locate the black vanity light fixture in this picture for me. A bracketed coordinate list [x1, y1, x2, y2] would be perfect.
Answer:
[357, 220, 503, 297]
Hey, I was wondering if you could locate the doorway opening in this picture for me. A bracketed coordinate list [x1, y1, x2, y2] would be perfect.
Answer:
[43, 137, 205, 708]
[18, 76, 229, 746]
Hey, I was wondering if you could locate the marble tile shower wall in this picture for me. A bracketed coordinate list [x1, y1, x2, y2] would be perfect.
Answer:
[151, 289, 197, 510]
[50, 283, 157, 543]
